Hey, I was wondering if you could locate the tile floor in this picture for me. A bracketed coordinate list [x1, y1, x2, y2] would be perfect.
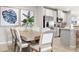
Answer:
[0, 37, 79, 52]
[53, 37, 76, 52]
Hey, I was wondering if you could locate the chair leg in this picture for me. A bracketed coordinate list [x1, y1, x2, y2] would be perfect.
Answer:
[14, 44, 17, 52]
[15, 45, 18, 52]
[51, 50, 53, 52]
[51, 49, 53, 52]
[19, 47, 22, 52]
[15, 45, 19, 52]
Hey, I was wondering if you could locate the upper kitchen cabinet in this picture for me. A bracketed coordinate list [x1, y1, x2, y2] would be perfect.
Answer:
[43, 8, 57, 23]
[58, 10, 67, 23]
[43, 8, 57, 16]
[44, 8, 53, 16]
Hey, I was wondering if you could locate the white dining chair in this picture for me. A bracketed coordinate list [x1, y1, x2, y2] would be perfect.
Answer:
[30, 30, 53, 52]
[15, 29, 29, 52]
[10, 28, 17, 51]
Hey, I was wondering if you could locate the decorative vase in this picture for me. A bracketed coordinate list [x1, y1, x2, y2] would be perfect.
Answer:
[27, 23, 33, 29]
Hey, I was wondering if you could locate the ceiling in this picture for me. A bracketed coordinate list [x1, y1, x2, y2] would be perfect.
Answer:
[48, 6, 79, 11]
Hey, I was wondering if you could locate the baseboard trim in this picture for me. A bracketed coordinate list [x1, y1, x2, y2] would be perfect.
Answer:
[0, 41, 12, 45]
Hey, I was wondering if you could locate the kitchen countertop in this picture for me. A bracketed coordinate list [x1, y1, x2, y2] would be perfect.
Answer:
[60, 27, 79, 30]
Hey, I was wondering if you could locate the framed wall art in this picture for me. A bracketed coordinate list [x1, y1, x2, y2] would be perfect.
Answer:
[1, 7, 19, 26]
[20, 9, 34, 25]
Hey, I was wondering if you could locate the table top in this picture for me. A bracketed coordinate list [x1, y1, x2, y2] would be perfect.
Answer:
[20, 29, 41, 42]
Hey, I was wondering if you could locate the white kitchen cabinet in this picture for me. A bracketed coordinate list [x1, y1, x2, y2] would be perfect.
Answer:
[54, 27, 59, 37]
[58, 10, 67, 22]
[60, 28, 76, 48]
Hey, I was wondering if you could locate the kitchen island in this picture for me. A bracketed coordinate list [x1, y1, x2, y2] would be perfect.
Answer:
[60, 27, 79, 48]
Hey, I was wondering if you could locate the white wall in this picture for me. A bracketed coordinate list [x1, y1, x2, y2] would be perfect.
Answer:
[34, 6, 43, 28]
[66, 7, 79, 26]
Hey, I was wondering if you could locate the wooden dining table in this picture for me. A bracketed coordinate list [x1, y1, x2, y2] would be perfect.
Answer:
[19, 29, 41, 42]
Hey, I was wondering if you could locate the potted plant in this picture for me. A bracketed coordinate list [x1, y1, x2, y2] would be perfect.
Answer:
[22, 11, 34, 28]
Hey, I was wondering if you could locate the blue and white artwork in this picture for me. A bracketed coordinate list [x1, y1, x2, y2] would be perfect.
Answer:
[1, 7, 19, 26]
[2, 9, 17, 24]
